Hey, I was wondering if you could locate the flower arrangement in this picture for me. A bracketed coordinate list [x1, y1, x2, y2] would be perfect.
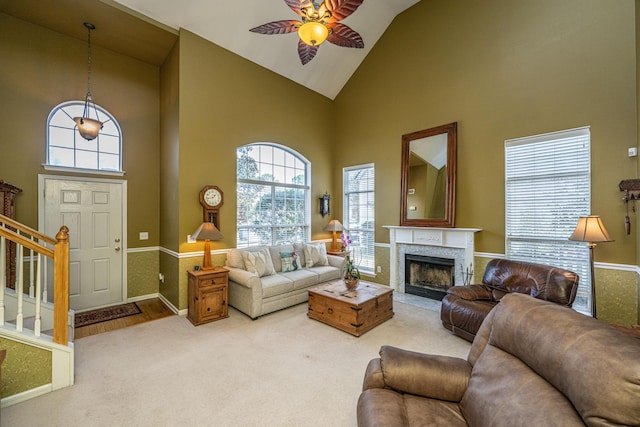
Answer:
[341, 232, 360, 287]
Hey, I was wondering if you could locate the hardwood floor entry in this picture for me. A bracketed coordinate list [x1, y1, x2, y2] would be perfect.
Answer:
[74, 298, 174, 339]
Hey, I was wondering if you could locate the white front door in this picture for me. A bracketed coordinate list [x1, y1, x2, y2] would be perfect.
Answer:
[40, 176, 126, 311]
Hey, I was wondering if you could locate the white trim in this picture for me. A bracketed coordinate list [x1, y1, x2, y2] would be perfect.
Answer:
[127, 293, 160, 303]
[127, 246, 160, 254]
[505, 126, 590, 147]
[475, 252, 506, 259]
[374, 242, 390, 248]
[158, 293, 184, 315]
[42, 164, 126, 177]
[1, 384, 52, 408]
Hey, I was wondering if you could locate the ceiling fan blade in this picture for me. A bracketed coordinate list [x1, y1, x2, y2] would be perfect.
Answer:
[297, 39, 319, 65]
[285, 0, 315, 17]
[250, 20, 301, 35]
[326, 23, 364, 48]
[320, 0, 364, 23]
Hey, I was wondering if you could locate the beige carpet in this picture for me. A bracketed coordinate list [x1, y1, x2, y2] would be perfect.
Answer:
[3, 300, 471, 427]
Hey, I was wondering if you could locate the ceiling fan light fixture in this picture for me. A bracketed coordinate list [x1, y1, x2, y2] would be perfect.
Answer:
[298, 21, 329, 46]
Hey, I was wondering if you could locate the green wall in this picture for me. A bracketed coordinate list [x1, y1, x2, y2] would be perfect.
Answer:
[0, 338, 51, 398]
[0, 13, 161, 250]
[334, 0, 637, 267]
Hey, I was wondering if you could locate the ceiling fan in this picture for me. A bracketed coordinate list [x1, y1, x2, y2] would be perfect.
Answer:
[250, 0, 365, 65]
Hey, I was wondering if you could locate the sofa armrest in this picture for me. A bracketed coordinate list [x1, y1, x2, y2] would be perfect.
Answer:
[226, 267, 260, 289]
[327, 254, 347, 269]
[446, 284, 492, 301]
[378, 345, 471, 402]
[362, 358, 385, 391]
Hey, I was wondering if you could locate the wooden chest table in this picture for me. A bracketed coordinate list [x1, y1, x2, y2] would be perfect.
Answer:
[308, 280, 394, 336]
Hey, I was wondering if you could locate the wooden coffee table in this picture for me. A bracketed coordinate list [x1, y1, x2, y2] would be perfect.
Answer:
[308, 280, 394, 336]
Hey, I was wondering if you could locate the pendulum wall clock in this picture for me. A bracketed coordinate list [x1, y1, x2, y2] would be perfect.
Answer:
[199, 185, 224, 230]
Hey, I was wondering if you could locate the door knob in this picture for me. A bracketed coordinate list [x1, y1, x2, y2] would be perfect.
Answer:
[115, 246, 121, 252]
[115, 238, 120, 243]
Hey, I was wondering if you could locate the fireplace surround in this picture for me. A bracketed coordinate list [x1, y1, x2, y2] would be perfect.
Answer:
[384, 226, 481, 295]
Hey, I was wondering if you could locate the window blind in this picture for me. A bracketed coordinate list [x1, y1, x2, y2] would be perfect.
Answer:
[236, 144, 309, 247]
[505, 127, 591, 313]
[343, 164, 375, 273]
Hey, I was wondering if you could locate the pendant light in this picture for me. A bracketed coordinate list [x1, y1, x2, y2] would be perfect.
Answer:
[73, 22, 103, 141]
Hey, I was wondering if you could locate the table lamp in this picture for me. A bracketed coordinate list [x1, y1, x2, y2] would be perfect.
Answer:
[324, 219, 343, 252]
[191, 222, 223, 270]
[569, 215, 613, 319]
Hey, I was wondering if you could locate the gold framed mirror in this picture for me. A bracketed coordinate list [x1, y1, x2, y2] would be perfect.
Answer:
[400, 122, 457, 227]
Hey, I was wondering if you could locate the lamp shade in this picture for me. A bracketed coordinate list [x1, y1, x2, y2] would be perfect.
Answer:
[298, 21, 329, 46]
[191, 222, 223, 241]
[569, 215, 613, 243]
[323, 220, 343, 232]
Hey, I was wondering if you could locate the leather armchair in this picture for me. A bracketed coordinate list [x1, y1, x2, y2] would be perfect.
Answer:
[357, 293, 640, 427]
[441, 258, 579, 342]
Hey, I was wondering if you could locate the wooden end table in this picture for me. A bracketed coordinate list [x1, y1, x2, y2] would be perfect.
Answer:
[308, 280, 394, 336]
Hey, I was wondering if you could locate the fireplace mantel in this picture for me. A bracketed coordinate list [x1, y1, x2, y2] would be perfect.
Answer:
[384, 226, 481, 293]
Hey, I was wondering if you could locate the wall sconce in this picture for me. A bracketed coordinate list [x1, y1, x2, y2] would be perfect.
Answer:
[191, 222, 223, 270]
[73, 22, 103, 141]
[319, 193, 330, 217]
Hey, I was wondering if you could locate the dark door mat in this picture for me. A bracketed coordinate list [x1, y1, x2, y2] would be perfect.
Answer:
[75, 302, 142, 328]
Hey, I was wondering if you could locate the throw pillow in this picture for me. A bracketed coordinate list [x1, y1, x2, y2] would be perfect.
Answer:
[304, 243, 329, 268]
[242, 248, 275, 277]
[280, 251, 300, 273]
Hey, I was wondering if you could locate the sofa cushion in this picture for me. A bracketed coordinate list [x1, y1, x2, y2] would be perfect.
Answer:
[261, 274, 294, 298]
[268, 244, 295, 272]
[279, 251, 300, 272]
[460, 344, 584, 426]
[308, 265, 341, 283]
[242, 248, 275, 277]
[226, 245, 267, 270]
[304, 243, 329, 268]
[293, 242, 307, 267]
[283, 269, 320, 290]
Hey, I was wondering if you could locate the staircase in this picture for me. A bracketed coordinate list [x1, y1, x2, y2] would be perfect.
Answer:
[0, 213, 74, 406]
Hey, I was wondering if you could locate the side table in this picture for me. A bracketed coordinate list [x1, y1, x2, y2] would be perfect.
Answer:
[327, 250, 348, 257]
[187, 267, 229, 326]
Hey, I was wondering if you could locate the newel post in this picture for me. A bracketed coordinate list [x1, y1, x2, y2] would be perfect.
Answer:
[53, 226, 69, 345]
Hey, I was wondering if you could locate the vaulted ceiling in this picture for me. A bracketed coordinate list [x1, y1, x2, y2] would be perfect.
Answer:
[0, 0, 420, 99]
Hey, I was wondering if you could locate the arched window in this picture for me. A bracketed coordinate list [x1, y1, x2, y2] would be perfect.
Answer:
[46, 101, 122, 173]
[236, 143, 310, 247]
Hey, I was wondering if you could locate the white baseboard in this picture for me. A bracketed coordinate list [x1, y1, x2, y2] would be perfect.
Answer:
[1, 384, 51, 408]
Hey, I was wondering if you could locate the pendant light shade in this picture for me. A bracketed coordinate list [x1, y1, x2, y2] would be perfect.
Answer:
[73, 22, 103, 141]
[298, 21, 329, 46]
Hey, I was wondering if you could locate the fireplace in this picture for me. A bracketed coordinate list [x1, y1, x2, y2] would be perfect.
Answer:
[404, 254, 455, 300]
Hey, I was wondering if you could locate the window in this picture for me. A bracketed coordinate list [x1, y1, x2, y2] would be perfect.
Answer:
[236, 143, 310, 247]
[47, 101, 122, 172]
[505, 127, 591, 313]
[343, 164, 375, 274]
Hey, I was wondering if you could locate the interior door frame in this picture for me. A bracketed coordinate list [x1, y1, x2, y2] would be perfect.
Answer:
[37, 174, 128, 307]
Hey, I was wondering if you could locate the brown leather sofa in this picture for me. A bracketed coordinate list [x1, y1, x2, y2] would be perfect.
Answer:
[440, 258, 579, 342]
[357, 293, 640, 427]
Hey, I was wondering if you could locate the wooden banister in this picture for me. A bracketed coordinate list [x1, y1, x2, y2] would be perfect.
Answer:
[0, 227, 54, 259]
[53, 226, 69, 345]
[0, 213, 56, 246]
[0, 217, 70, 346]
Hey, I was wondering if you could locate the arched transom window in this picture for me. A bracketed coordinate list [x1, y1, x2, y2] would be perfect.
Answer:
[236, 143, 310, 247]
[46, 101, 122, 172]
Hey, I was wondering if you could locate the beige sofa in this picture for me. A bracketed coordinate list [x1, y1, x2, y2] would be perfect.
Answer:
[225, 243, 345, 319]
[357, 293, 640, 426]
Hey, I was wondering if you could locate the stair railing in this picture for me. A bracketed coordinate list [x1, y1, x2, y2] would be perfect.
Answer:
[0, 214, 70, 346]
